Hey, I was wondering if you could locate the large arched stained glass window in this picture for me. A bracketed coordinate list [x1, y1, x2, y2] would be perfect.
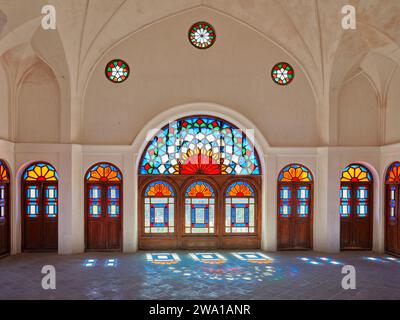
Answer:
[185, 181, 215, 234]
[85, 162, 123, 251]
[340, 163, 373, 250]
[138, 115, 262, 250]
[277, 164, 313, 250]
[140, 116, 260, 175]
[385, 161, 400, 255]
[22, 162, 58, 251]
[144, 181, 175, 234]
[225, 181, 255, 233]
[0, 160, 10, 256]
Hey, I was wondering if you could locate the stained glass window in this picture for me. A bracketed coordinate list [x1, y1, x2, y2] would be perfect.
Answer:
[271, 62, 294, 85]
[225, 182, 255, 233]
[185, 182, 215, 234]
[386, 162, 400, 183]
[23, 163, 58, 181]
[0, 185, 6, 219]
[0, 160, 10, 183]
[105, 59, 130, 83]
[356, 186, 368, 218]
[297, 185, 310, 217]
[278, 164, 312, 182]
[188, 22, 216, 49]
[279, 185, 291, 217]
[389, 186, 396, 220]
[341, 164, 372, 182]
[140, 116, 260, 175]
[107, 185, 120, 218]
[144, 181, 175, 234]
[26, 185, 40, 218]
[86, 163, 122, 182]
[44, 185, 58, 218]
[89, 185, 101, 218]
[340, 185, 351, 217]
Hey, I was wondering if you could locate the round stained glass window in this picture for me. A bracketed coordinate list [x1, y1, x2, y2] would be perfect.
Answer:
[188, 22, 216, 49]
[271, 62, 294, 85]
[105, 59, 130, 83]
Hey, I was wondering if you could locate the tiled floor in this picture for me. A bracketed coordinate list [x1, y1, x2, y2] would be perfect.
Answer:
[0, 251, 399, 300]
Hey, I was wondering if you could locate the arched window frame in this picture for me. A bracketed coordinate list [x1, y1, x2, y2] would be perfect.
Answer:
[0, 160, 10, 256]
[138, 115, 262, 249]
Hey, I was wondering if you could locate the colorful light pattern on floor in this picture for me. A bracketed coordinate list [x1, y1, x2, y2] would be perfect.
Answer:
[363, 256, 400, 264]
[231, 252, 274, 264]
[146, 253, 181, 265]
[298, 257, 344, 266]
[83, 259, 97, 267]
[189, 252, 227, 264]
[105, 259, 118, 267]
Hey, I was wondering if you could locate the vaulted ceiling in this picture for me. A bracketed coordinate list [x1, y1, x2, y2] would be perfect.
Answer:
[0, 0, 399, 147]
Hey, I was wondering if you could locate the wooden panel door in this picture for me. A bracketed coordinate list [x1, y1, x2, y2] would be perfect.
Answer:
[340, 183, 372, 250]
[278, 182, 312, 250]
[0, 183, 10, 256]
[86, 184, 122, 251]
[386, 185, 399, 255]
[23, 182, 58, 251]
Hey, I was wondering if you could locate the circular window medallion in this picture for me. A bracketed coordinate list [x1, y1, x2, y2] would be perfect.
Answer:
[271, 62, 294, 85]
[105, 59, 130, 83]
[188, 22, 216, 49]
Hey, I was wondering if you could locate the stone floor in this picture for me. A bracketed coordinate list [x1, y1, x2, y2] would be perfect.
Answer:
[0, 250, 399, 300]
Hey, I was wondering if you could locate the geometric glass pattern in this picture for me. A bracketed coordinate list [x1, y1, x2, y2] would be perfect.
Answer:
[185, 182, 215, 234]
[225, 182, 255, 233]
[278, 164, 312, 182]
[389, 186, 396, 220]
[279, 185, 291, 218]
[0, 160, 9, 183]
[341, 164, 372, 182]
[297, 185, 310, 217]
[105, 59, 130, 83]
[107, 185, 120, 218]
[26, 185, 40, 218]
[340, 185, 351, 218]
[188, 22, 216, 49]
[144, 181, 175, 234]
[386, 162, 400, 183]
[0, 185, 6, 219]
[140, 116, 260, 175]
[44, 185, 58, 218]
[89, 185, 102, 218]
[23, 163, 58, 181]
[86, 163, 122, 182]
[271, 62, 294, 85]
[356, 185, 368, 218]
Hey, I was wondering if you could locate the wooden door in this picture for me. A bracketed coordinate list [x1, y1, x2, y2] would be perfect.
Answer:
[278, 182, 312, 250]
[23, 182, 58, 251]
[340, 182, 372, 250]
[386, 184, 399, 255]
[86, 183, 122, 251]
[0, 183, 10, 256]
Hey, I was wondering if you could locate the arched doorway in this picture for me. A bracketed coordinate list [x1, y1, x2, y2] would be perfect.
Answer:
[340, 163, 373, 250]
[138, 115, 262, 249]
[0, 160, 10, 257]
[85, 162, 123, 251]
[385, 162, 400, 256]
[277, 164, 313, 250]
[22, 162, 58, 251]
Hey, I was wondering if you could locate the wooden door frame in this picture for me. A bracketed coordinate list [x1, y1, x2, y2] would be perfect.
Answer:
[385, 182, 400, 256]
[0, 181, 10, 258]
[277, 181, 314, 250]
[138, 174, 262, 250]
[21, 180, 58, 252]
[84, 180, 123, 252]
[340, 181, 373, 250]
